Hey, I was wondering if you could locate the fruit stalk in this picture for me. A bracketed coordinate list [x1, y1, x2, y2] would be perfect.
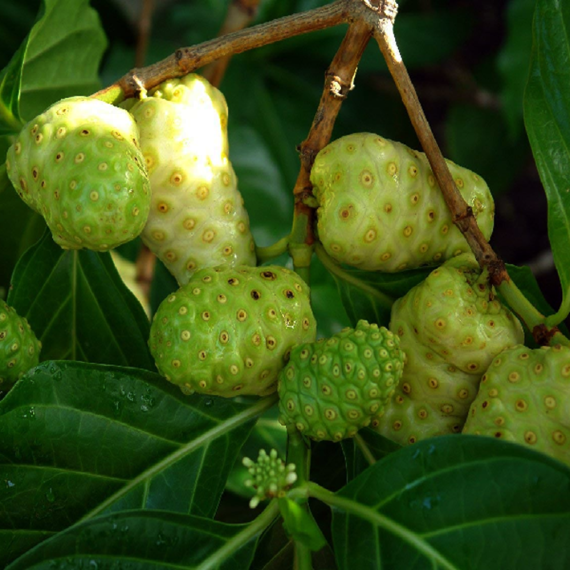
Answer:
[369, 4, 570, 346]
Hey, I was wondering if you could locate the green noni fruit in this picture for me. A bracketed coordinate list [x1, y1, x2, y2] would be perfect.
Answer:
[130, 73, 256, 285]
[6, 97, 150, 251]
[463, 344, 570, 467]
[372, 254, 524, 445]
[278, 320, 404, 441]
[0, 299, 41, 391]
[149, 265, 316, 397]
[310, 133, 494, 272]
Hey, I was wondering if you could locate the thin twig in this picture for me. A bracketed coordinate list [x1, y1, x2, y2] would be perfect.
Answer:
[93, 0, 350, 103]
[203, 0, 262, 87]
[360, 1, 569, 345]
[289, 17, 374, 257]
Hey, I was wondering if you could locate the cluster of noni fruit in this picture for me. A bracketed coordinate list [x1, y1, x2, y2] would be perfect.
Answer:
[4, 72, 570, 469]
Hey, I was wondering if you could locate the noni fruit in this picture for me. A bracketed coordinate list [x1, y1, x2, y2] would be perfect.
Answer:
[0, 300, 41, 391]
[278, 320, 404, 441]
[130, 74, 256, 285]
[463, 344, 570, 467]
[149, 265, 316, 397]
[372, 254, 524, 445]
[6, 97, 150, 251]
[310, 133, 494, 271]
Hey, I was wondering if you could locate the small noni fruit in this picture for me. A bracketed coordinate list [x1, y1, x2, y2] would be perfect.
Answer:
[5, 97, 150, 251]
[372, 254, 524, 446]
[463, 344, 570, 467]
[0, 300, 41, 391]
[310, 133, 494, 272]
[149, 265, 316, 397]
[129, 74, 256, 285]
[278, 320, 404, 441]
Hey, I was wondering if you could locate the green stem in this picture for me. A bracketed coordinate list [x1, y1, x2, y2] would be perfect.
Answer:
[497, 279, 570, 347]
[286, 426, 314, 569]
[306, 482, 459, 570]
[81, 394, 278, 521]
[315, 243, 395, 307]
[197, 499, 281, 570]
[286, 425, 311, 486]
[545, 294, 570, 329]
[353, 433, 376, 466]
[90, 85, 126, 106]
[256, 235, 290, 264]
[294, 542, 313, 570]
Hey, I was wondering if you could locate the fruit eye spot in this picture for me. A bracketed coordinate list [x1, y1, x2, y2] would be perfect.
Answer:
[266, 336, 277, 349]
[525, 431, 537, 444]
[81, 129, 90, 136]
[237, 310, 247, 321]
[402, 383, 411, 394]
[158, 203, 169, 213]
[418, 409, 428, 419]
[284, 290, 294, 299]
[203, 230, 215, 242]
[261, 271, 277, 280]
[217, 294, 227, 303]
[251, 290, 261, 300]
[75, 153, 85, 163]
[202, 311, 210, 321]
[220, 332, 229, 343]
[302, 318, 310, 330]
[98, 163, 108, 171]
[197, 185, 209, 199]
[198, 351, 207, 360]
[325, 409, 337, 421]
[181, 331, 191, 341]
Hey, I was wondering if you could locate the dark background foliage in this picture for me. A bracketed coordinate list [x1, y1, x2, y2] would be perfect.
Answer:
[0, 0, 554, 329]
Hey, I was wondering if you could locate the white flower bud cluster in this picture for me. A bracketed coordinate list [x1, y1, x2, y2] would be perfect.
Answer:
[242, 449, 297, 508]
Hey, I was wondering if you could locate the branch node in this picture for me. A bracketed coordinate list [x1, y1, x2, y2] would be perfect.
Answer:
[360, 0, 398, 22]
[326, 71, 354, 99]
[533, 324, 560, 346]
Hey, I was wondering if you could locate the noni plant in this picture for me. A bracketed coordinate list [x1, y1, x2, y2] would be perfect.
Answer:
[1, 1, 570, 569]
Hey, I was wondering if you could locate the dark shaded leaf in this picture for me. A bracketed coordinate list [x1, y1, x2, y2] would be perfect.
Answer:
[0, 361, 272, 565]
[524, 0, 570, 320]
[8, 232, 154, 370]
[329, 435, 570, 569]
[7, 510, 260, 570]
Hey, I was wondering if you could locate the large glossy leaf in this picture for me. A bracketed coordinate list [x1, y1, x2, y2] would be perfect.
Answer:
[0, 361, 274, 566]
[327, 435, 570, 569]
[1, 0, 107, 132]
[8, 232, 154, 370]
[6, 510, 261, 570]
[524, 0, 570, 322]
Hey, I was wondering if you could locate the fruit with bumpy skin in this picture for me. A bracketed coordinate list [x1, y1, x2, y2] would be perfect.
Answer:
[5, 97, 150, 251]
[463, 344, 570, 467]
[149, 265, 316, 397]
[130, 74, 256, 285]
[0, 300, 41, 391]
[372, 254, 524, 445]
[278, 320, 404, 441]
[311, 133, 494, 272]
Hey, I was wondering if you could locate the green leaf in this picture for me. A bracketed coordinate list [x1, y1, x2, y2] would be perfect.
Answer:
[0, 0, 107, 133]
[7, 231, 154, 370]
[6, 510, 260, 570]
[524, 0, 570, 324]
[325, 435, 570, 569]
[279, 498, 327, 552]
[0, 361, 273, 565]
